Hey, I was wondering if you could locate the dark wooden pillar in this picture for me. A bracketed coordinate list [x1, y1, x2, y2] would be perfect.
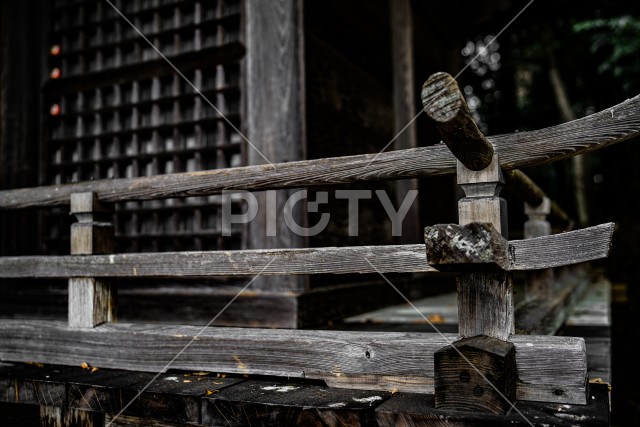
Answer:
[245, 0, 307, 291]
[390, 0, 420, 243]
[0, 0, 46, 257]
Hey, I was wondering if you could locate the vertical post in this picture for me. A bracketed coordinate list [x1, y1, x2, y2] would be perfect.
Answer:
[68, 192, 116, 328]
[390, 0, 420, 242]
[245, 0, 307, 292]
[456, 154, 513, 340]
[524, 197, 555, 300]
[423, 72, 516, 414]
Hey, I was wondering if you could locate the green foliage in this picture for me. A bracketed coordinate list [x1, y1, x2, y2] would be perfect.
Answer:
[573, 16, 640, 93]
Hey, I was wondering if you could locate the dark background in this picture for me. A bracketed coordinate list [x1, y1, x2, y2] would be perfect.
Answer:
[1, 0, 639, 424]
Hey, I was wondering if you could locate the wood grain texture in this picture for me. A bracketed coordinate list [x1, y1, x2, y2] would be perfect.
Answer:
[457, 272, 514, 341]
[0, 320, 587, 404]
[68, 192, 116, 328]
[68, 278, 116, 328]
[245, 0, 306, 291]
[202, 380, 387, 427]
[0, 223, 614, 278]
[422, 72, 494, 170]
[434, 336, 516, 414]
[375, 384, 609, 427]
[509, 222, 614, 270]
[1, 95, 638, 210]
[390, 0, 420, 243]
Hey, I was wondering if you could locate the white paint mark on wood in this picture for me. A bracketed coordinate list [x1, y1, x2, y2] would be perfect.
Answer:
[352, 396, 383, 404]
[261, 385, 300, 392]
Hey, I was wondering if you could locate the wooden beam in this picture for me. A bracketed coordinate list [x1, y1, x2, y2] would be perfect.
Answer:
[422, 72, 494, 171]
[390, 0, 420, 243]
[0, 223, 614, 278]
[0, 95, 638, 210]
[68, 192, 116, 328]
[452, 154, 513, 341]
[0, 320, 588, 404]
[434, 336, 516, 414]
[245, 0, 307, 291]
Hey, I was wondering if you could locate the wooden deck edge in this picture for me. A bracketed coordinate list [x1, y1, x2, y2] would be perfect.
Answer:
[0, 320, 587, 404]
[0, 362, 608, 426]
[515, 265, 592, 335]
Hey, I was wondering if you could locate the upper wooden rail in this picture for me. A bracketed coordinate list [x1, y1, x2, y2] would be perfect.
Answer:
[0, 95, 638, 210]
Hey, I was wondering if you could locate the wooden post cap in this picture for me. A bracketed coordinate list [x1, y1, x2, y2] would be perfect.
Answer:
[424, 222, 509, 271]
[421, 72, 494, 171]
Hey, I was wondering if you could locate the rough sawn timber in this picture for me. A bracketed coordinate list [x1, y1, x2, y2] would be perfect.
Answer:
[0, 223, 614, 278]
[0, 96, 638, 210]
[0, 320, 587, 404]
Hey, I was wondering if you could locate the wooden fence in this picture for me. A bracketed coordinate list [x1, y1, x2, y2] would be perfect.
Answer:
[0, 72, 638, 415]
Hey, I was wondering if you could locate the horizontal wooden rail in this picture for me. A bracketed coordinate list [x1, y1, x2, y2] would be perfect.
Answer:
[0, 96, 638, 210]
[0, 223, 613, 277]
[0, 320, 588, 404]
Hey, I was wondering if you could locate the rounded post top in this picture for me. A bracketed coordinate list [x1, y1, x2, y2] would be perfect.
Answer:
[422, 72, 494, 171]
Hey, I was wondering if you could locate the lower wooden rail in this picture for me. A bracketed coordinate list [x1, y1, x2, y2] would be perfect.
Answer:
[0, 223, 614, 278]
[0, 319, 587, 404]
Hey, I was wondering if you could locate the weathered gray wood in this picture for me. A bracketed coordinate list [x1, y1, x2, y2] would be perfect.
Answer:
[509, 222, 614, 270]
[523, 197, 555, 300]
[375, 384, 610, 426]
[457, 272, 514, 341]
[455, 152, 514, 342]
[434, 336, 516, 414]
[390, 0, 420, 243]
[457, 154, 508, 237]
[422, 72, 494, 171]
[0, 320, 588, 404]
[245, 0, 307, 292]
[202, 380, 388, 426]
[68, 192, 116, 328]
[425, 222, 509, 271]
[1, 95, 638, 210]
[0, 223, 614, 278]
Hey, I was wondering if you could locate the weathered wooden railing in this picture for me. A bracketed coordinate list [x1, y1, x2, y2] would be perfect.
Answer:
[0, 72, 638, 415]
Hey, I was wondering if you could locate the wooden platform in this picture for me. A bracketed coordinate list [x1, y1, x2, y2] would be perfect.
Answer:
[0, 362, 609, 426]
[0, 273, 612, 426]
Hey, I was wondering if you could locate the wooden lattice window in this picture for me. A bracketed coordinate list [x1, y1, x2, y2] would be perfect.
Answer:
[43, 0, 245, 254]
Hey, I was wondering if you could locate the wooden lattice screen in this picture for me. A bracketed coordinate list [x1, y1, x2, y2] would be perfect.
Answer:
[44, 0, 244, 254]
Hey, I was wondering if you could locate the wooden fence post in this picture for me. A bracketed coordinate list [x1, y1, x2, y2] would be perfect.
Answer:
[524, 197, 555, 300]
[68, 192, 116, 328]
[423, 72, 516, 414]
